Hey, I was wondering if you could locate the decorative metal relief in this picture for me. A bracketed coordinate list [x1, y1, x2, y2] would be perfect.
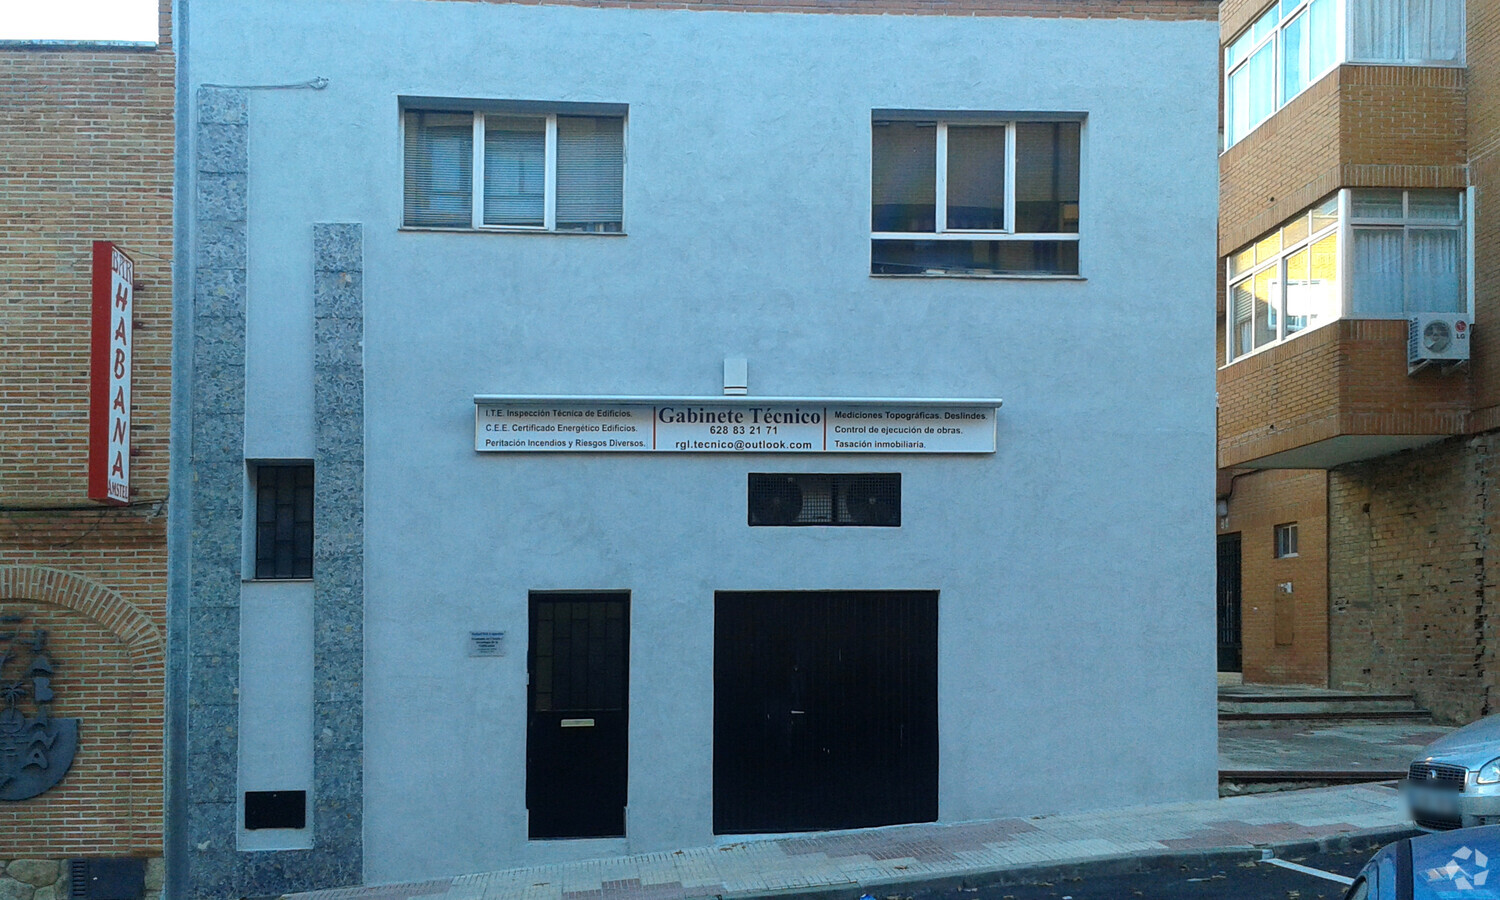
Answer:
[0, 615, 78, 800]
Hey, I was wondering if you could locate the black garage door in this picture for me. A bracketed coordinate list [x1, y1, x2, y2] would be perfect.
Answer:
[713, 590, 938, 834]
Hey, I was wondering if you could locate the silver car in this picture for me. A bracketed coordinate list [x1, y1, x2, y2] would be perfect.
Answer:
[1407, 715, 1500, 831]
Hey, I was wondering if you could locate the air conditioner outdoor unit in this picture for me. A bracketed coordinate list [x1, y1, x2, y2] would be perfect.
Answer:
[1408, 313, 1471, 373]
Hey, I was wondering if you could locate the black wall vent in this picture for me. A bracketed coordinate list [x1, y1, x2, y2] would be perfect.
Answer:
[748, 473, 900, 527]
[244, 789, 307, 830]
[68, 858, 144, 900]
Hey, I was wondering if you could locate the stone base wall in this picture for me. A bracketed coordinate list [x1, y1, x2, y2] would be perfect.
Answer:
[0, 858, 162, 900]
[1329, 434, 1500, 724]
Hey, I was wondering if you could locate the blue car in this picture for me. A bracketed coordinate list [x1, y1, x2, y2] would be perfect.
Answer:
[1346, 825, 1500, 898]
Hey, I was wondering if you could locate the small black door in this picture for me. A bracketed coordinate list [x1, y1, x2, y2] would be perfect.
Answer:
[527, 592, 629, 839]
[1217, 534, 1243, 672]
[713, 591, 938, 834]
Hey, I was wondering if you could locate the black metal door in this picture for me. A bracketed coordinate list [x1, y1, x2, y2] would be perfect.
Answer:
[1217, 534, 1243, 672]
[527, 592, 629, 839]
[713, 591, 938, 834]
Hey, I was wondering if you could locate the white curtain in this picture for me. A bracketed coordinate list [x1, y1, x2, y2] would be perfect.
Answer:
[1407, 228, 1463, 312]
[1351, 0, 1464, 60]
[1352, 227, 1404, 314]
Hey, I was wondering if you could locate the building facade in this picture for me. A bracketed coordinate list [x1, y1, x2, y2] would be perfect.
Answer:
[1215, 0, 1499, 712]
[0, 3, 174, 897]
[174, 0, 1220, 894]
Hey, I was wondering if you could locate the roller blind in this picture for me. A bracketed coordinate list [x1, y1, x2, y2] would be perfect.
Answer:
[403, 111, 473, 227]
[556, 116, 624, 232]
[483, 116, 546, 227]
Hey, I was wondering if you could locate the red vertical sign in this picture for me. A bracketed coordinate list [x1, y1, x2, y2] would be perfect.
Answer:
[88, 241, 133, 504]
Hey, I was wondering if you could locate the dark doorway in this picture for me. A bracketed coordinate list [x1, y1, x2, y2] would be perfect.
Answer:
[527, 592, 629, 839]
[713, 590, 938, 834]
[1217, 534, 1243, 672]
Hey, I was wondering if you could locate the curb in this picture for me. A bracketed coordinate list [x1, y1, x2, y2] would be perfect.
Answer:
[727, 824, 1422, 900]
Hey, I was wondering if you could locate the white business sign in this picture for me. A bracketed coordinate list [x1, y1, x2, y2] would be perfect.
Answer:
[475, 401, 996, 453]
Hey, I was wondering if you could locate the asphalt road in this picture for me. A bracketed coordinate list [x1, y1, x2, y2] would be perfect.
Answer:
[907, 844, 1383, 900]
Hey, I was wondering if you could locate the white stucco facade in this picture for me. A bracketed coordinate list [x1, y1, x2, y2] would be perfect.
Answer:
[181, 0, 1220, 888]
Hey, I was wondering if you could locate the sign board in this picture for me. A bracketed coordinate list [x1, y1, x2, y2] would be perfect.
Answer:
[88, 242, 133, 504]
[468, 632, 506, 657]
[475, 400, 996, 453]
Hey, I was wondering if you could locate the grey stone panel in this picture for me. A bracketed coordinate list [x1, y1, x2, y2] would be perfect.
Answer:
[197, 125, 248, 175]
[196, 221, 249, 271]
[189, 87, 249, 900]
[310, 222, 366, 888]
[313, 224, 362, 273]
[197, 88, 248, 125]
[197, 174, 249, 222]
[313, 271, 363, 319]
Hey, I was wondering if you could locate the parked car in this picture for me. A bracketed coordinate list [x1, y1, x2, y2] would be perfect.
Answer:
[1344, 825, 1500, 898]
[1406, 715, 1500, 831]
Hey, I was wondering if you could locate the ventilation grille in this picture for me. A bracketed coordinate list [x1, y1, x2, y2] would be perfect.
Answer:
[68, 859, 144, 900]
[748, 473, 900, 527]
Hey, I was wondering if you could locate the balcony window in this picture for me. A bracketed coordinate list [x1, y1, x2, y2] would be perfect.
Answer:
[1224, 0, 1464, 149]
[1225, 189, 1467, 363]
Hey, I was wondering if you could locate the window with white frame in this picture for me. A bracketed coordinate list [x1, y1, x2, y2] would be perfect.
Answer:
[1225, 189, 1467, 363]
[403, 106, 625, 232]
[1228, 196, 1340, 361]
[871, 116, 1081, 276]
[1349, 190, 1465, 316]
[1274, 522, 1298, 558]
[1224, 0, 1463, 149]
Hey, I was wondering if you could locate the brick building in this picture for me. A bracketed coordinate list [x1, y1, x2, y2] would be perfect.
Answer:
[1215, 0, 1499, 718]
[0, 2, 174, 895]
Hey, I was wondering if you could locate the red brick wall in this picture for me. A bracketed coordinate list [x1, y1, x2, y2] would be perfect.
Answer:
[0, 0, 172, 858]
[1220, 469, 1329, 685]
[1329, 436, 1499, 724]
[1220, 66, 1467, 255]
[1217, 319, 1469, 468]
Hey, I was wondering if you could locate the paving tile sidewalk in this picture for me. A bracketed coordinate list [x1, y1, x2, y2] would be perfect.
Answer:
[1219, 720, 1454, 775]
[287, 783, 1413, 900]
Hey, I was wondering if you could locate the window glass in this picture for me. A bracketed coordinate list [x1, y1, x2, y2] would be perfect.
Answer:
[1282, 212, 1310, 247]
[403, 111, 474, 228]
[1311, 195, 1338, 232]
[1254, 267, 1278, 349]
[872, 122, 936, 232]
[1256, 231, 1283, 263]
[1352, 227, 1405, 314]
[556, 116, 625, 233]
[1408, 190, 1461, 222]
[1351, 0, 1464, 60]
[1352, 189, 1405, 219]
[255, 464, 314, 580]
[1247, 42, 1276, 129]
[1252, 6, 1279, 43]
[1281, 9, 1310, 103]
[1280, 0, 1304, 20]
[946, 125, 1008, 230]
[1408, 229, 1463, 312]
[1228, 66, 1251, 145]
[1013, 122, 1080, 233]
[1230, 246, 1257, 278]
[482, 116, 545, 227]
[1284, 249, 1310, 336]
[1309, 0, 1338, 72]
[1232, 279, 1256, 358]
[1307, 232, 1340, 325]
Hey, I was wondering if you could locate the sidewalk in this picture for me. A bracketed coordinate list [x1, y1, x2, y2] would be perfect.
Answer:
[1220, 720, 1452, 782]
[287, 783, 1413, 900]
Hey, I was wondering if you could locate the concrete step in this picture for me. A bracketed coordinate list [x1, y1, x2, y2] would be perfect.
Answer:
[1219, 708, 1433, 724]
[1218, 694, 1422, 716]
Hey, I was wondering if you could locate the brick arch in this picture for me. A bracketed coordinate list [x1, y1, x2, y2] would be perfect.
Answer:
[0, 565, 164, 668]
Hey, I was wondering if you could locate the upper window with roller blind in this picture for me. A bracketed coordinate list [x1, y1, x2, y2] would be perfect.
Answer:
[871, 115, 1082, 277]
[402, 103, 625, 233]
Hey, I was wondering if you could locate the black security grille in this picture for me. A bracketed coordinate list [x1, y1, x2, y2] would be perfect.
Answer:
[748, 473, 900, 527]
[255, 463, 314, 579]
[1409, 762, 1467, 791]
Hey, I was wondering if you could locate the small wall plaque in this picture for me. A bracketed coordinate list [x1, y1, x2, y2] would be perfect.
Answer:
[469, 631, 505, 657]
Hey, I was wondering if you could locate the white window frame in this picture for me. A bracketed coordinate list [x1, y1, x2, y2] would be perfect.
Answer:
[1274, 522, 1299, 558]
[1223, 0, 1344, 150]
[400, 107, 627, 234]
[1224, 194, 1342, 363]
[870, 120, 1080, 245]
[1344, 188, 1469, 318]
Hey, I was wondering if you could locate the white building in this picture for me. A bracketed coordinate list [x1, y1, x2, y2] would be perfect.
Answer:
[171, 0, 1221, 894]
